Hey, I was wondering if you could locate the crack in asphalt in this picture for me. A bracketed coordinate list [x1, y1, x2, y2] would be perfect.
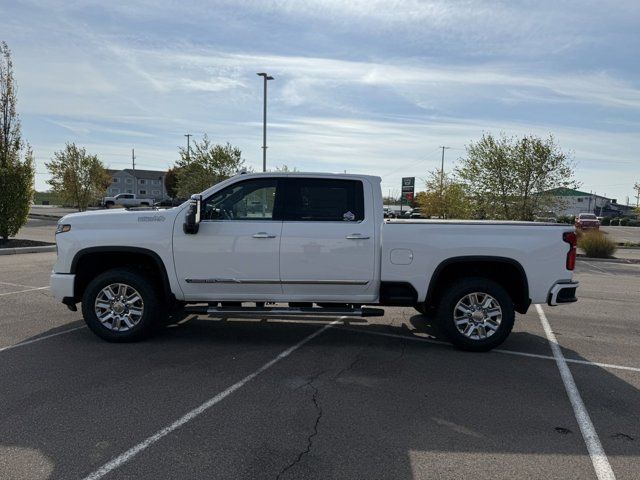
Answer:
[275, 349, 367, 480]
[332, 348, 366, 381]
[275, 380, 323, 480]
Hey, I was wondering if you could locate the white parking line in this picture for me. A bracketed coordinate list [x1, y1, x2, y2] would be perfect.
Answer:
[536, 304, 616, 480]
[0, 286, 50, 296]
[336, 326, 640, 373]
[582, 261, 615, 276]
[0, 325, 86, 353]
[81, 319, 341, 480]
[0, 281, 41, 288]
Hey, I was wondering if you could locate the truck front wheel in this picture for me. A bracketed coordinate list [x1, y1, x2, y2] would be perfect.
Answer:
[437, 277, 514, 352]
[81, 268, 166, 342]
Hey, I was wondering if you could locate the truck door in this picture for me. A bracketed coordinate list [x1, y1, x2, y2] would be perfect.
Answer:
[279, 178, 377, 302]
[173, 178, 283, 301]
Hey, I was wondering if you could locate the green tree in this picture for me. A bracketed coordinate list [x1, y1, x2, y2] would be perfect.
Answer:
[164, 166, 181, 198]
[416, 169, 471, 219]
[272, 164, 297, 172]
[46, 143, 111, 211]
[0, 41, 34, 243]
[175, 135, 245, 198]
[457, 133, 577, 221]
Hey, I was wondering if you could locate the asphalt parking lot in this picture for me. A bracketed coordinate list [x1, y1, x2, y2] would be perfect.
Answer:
[1, 252, 639, 479]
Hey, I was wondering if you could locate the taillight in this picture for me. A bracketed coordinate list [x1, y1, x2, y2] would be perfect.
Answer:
[563, 231, 577, 270]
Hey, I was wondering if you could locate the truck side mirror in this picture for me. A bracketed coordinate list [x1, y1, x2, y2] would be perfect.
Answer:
[183, 194, 202, 234]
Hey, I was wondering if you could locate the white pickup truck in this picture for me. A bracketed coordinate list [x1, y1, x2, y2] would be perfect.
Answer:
[102, 193, 153, 208]
[51, 172, 578, 351]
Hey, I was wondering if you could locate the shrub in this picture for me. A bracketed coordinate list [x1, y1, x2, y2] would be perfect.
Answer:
[556, 215, 574, 224]
[628, 219, 640, 227]
[620, 218, 629, 226]
[609, 218, 619, 226]
[578, 231, 617, 258]
[600, 217, 611, 226]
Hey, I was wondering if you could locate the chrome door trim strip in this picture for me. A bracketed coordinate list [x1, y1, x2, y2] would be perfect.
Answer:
[185, 279, 369, 285]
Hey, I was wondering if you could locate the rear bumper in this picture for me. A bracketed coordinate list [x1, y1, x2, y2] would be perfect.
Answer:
[547, 281, 579, 306]
[50, 273, 75, 301]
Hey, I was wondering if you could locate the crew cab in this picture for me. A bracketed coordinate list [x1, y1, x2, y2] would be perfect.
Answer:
[102, 193, 153, 208]
[51, 172, 579, 351]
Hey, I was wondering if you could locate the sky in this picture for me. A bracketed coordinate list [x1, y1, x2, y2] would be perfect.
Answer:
[2, 0, 639, 202]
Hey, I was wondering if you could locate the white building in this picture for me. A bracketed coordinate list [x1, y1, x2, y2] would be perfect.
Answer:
[106, 169, 168, 201]
[544, 188, 633, 218]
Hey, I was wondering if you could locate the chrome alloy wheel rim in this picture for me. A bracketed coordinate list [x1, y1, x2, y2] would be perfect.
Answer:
[453, 292, 502, 340]
[94, 283, 144, 332]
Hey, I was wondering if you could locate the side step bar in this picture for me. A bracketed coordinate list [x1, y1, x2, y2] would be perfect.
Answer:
[184, 306, 385, 318]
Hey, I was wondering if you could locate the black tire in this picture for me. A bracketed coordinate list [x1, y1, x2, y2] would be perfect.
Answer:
[105, 202, 114, 209]
[437, 277, 514, 352]
[81, 268, 166, 342]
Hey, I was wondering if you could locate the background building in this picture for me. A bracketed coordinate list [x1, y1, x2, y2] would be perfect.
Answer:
[544, 187, 635, 217]
[106, 169, 167, 201]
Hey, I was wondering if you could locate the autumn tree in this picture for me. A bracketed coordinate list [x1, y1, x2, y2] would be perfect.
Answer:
[175, 135, 245, 198]
[0, 41, 34, 243]
[457, 133, 577, 221]
[46, 143, 111, 211]
[416, 169, 471, 219]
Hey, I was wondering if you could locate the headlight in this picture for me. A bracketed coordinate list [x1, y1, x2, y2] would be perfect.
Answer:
[55, 224, 71, 234]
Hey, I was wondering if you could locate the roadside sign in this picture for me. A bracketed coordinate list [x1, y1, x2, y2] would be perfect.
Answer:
[401, 177, 415, 192]
[400, 177, 415, 212]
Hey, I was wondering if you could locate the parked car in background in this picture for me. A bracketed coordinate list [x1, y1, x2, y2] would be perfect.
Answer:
[410, 207, 424, 219]
[383, 207, 396, 219]
[102, 193, 153, 209]
[575, 213, 600, 230]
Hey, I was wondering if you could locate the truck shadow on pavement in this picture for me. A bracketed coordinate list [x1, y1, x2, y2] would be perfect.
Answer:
[1, 314, 638, 479]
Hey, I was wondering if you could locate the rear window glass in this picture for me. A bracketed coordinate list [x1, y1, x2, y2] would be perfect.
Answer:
[284, 179, 364, 221]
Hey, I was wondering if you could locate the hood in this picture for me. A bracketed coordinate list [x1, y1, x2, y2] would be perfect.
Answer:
[59, 207, 183, 228]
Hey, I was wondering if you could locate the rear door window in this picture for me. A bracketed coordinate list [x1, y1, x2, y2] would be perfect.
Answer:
[282, 178, 364, 221]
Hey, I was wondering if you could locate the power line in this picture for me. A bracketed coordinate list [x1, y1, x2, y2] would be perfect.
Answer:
[379, 148, 442, 179]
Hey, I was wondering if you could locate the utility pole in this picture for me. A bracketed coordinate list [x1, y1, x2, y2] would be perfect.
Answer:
[184, 134, 192, 161]
[440, 146, 450, 219]
[131, 148, 136, 196]
[257, 72, 274, 172]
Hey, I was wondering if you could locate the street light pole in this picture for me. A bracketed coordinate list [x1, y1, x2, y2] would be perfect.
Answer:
[439, 146, 450, 218]
[184, 134, 192, 161]
[257, 72, 274, 172]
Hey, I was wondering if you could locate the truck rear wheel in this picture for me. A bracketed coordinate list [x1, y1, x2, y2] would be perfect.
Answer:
[81, 268, 166, 342]
[437, 277, 514, 352]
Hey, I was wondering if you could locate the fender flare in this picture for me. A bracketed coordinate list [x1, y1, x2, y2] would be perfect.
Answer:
[425, 255, 530, 312]
[71, 246, 172, 298]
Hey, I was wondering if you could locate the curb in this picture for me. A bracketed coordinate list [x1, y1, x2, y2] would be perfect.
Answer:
[577, 255, 640, 265]
[28, 213, 63, 220]
[0, 245, 56, 256]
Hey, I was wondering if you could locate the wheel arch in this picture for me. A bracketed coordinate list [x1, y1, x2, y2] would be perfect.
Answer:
[425, 256, 531, 314]
[70, 246, 172, 304]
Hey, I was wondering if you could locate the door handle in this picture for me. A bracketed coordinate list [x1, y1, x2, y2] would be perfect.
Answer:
[345, 234, 370, 240]
[253, 232, 277, 238]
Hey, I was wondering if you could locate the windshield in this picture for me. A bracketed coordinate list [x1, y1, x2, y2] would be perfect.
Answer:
[579, 214, 597, 219]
